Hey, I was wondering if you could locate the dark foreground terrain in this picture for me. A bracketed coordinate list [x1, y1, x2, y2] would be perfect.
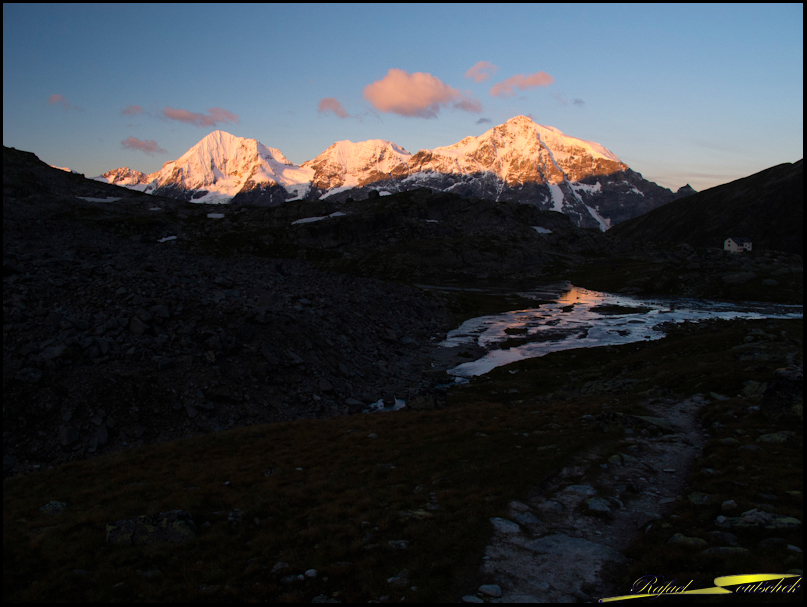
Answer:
[3, 146, 803, 602]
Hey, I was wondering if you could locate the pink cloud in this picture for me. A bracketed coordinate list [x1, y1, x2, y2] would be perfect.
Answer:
[490, 72, 554, 97]
[362, 68, 481, 118]
[121, 105, 145, 116]
[465, 61, 499, 83]
[49, 94, 78, 110]
[121, 136, 167, 156]
[162, 106, 239, 126]
[318, 97, 349, 118]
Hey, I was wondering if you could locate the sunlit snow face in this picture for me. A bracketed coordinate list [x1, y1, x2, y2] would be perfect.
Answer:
[440, 284, 802, 378]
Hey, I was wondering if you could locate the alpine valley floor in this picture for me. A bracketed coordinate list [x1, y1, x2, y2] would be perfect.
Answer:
[3, 146, 803, 602]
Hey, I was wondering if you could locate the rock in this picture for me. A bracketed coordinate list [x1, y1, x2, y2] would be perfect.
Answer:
[106, 509, 196, 545]
[15, 367, 42, 383]
[761, 365, 803, 420]
[717, 511, 802, 531]
[721, 500, 738, 513]
[585, 497, 612, 515]
[129, 316, 150, 336]
[688, 493, 710, 505]
[59, 425, 79, 447]
[667, 533, 707, 548]
[40, 344, 67, 362]
[699, 547, 751, 558]
[758, 537, 787, 549]
[270, 562, 289, 574]
[386, 569, 409, 588]
[4, 455, 18, 471]
[478, 584, 503, 598]
[741, 380, 766, 398]
[756, 432, 789, 444]
[489, 517, 521, 534]
[407, 392, 439, 411]
[388, 540, 409, 549]
[708, 531, 740, 546]
[40, 500, 68, 514]
[514, 512, 541, 527]
[721, 272, 757, 284]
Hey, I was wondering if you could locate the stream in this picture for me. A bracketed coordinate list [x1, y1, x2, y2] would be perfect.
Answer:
[440, 282, 803, 379]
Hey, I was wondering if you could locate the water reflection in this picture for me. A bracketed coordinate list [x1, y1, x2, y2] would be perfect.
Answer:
[441, 283, 802, 378]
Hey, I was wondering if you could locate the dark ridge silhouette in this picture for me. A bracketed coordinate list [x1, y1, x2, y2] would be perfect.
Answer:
[609, 160, 803, 255]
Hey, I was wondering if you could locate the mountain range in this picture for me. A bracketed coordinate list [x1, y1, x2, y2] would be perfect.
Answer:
[96, 116, 695, 230]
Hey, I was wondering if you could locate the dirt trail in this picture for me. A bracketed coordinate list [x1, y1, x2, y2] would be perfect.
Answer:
[470, 395, 708, 603]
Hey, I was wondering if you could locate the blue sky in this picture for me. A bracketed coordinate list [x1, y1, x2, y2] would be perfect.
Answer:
[3, 3, 803, 191]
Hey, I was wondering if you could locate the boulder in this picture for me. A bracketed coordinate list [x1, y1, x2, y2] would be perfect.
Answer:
[106, 509, 196, 545]
[761, 366, 803, 420]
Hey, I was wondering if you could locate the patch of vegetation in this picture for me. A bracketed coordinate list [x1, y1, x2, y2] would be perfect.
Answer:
[3, 391, 610, 603]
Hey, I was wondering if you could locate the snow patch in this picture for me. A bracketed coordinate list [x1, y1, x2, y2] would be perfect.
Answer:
[586, 205, 611, 232]
[623, 182, 644, 196]
[76, 196, 121, 203]
[291, 211, 346, 225]
[533, 226, 553, 234]
[571, 181, 602, 194]
[207, 213, 225, 219]
[157, 236, 177, 242]
[548, 184, 565, 212]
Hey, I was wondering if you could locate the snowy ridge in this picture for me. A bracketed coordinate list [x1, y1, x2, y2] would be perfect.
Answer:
[95, 116, 674, 228]
[303, 139, 412, 193]
[51, 165, 81, 174]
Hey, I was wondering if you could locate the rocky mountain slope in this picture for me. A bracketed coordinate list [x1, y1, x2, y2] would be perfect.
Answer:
[3, 147, 449, 472]
[610, 159, 803, 255]
[6, 145, 625, 474]
[98, 117, 693, 230]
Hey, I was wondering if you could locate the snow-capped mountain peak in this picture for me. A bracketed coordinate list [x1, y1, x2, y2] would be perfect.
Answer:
[415, 115, 626, 186]
[98, 130, 313, 203]
[303, 139, 412, 193]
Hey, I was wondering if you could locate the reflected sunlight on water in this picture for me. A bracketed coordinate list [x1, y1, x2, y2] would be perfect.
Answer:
[441, 282, 802, 378]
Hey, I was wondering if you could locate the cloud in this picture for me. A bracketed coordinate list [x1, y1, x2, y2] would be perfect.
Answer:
[318, 97, 349, 119]
[162, 106, 239, 126]
[476, 117, 492, 125]
[465, 61, 499, 83]
[48, 94, 80, 111]
[490, 72, 554, 97]
[121, 105, 145, 116]
[552, 93, 585, 107]
[121, 136, 167, 156]
[363, 68, 482, 118]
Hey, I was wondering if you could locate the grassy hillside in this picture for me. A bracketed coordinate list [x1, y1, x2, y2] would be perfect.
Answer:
[609, 160, 803, 256]
[5, 318, 801, 602]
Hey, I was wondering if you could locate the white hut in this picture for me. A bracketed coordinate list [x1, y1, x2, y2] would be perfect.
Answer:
[724, 237, 752, 253]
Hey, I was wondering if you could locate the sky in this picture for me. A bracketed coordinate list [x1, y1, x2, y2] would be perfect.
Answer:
[3, 3, 803, 192]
